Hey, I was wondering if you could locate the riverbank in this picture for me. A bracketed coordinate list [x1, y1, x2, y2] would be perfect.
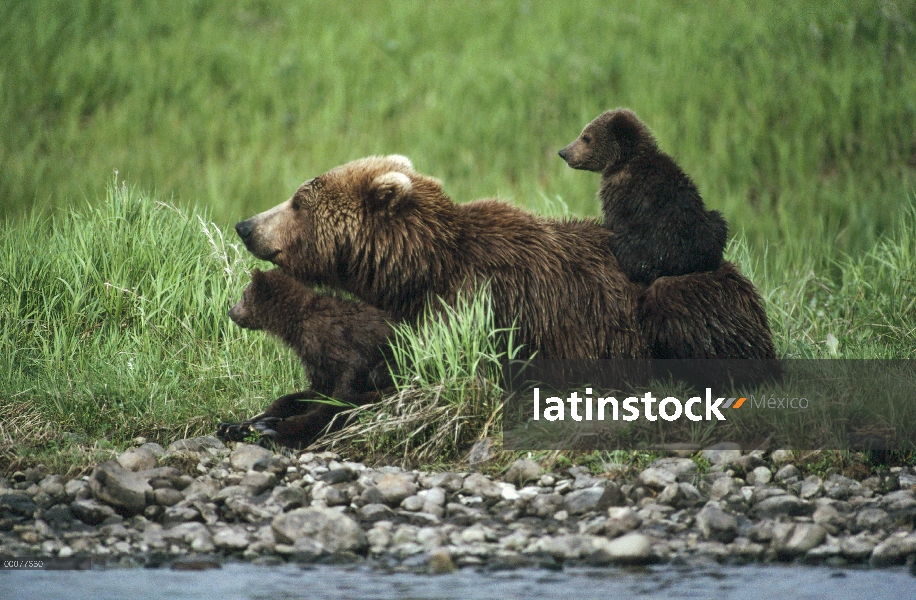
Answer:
[2, 436, 915, 572]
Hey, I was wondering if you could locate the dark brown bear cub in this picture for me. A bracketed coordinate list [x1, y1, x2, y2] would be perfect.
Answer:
[228, 268, 395, 400]
[559, 109, 728, 285]
[221, 268, 395, 446]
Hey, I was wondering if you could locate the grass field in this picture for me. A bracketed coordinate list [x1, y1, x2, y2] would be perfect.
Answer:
[1, 1, 915, 472]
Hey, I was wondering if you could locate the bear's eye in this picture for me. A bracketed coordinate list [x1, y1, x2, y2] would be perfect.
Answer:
[291, 200, 301, 211]
[582, 135, 592, 144]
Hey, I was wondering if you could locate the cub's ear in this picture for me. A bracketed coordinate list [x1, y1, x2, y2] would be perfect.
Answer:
[248, 268, 269, 291]
[609, 109, 653, 159]
[368, 171, 413, 209]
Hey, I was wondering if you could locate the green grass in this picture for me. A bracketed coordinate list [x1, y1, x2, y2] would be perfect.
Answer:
[0, 180, 303, 473]
[321, 287, 524, 464]
[2, 1, 914, 258]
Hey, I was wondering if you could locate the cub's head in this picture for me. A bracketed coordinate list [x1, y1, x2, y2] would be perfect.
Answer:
[233, 155, 448, 287]
[228, 268, 296, 330]
[558, 109, 655, 172]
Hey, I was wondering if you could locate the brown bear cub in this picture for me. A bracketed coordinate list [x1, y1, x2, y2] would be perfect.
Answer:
[559, 109, 728, 285]
[219, 268, 396, 446]
[228, 268, 395, 400]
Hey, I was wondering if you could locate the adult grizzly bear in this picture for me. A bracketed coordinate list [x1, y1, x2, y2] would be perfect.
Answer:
[218, 268, 395, 446]
[234, 155, 645, 361]
[559, 108, 728, 285]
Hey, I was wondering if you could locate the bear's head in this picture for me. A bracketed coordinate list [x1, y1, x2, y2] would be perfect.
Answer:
[558, 109, 656, 173]
[228, 268, 296, 330]
[234, 155, 452, 293]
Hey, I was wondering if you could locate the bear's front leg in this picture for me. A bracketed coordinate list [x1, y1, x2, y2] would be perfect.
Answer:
[216, 389, 323, 442]
[251, 401, 342, 448]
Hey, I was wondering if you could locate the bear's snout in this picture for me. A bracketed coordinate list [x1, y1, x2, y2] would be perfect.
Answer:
[558, 147, 569, 161]
[235, 219, 255, 244]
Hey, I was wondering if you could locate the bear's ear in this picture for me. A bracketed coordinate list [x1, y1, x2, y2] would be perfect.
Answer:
[609, 110, 653, 159]
[368, 171, 413, 210]
[248, 268, 269, 291]
[386, 154, 414, 171]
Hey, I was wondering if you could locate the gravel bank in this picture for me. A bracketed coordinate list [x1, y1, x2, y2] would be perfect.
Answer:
[2, 437, 916, 572]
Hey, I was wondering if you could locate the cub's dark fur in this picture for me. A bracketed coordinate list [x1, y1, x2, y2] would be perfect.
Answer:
[560, 109, 728, 285]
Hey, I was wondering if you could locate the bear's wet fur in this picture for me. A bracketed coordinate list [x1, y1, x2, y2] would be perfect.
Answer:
[560, 109, 729, 285]
[234, 155, 646, 361]
[218, 268, 395, 447]
[639, 262, 776, 360]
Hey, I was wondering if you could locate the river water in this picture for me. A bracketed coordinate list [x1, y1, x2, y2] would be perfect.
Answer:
[2, 563, 914, 600]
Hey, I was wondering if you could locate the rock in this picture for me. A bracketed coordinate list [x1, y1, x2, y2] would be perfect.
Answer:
[88, 461, 152, 515]
[695, 504, 739, 543]
[734, 453, 767, 473]
[880, 490, 916, 516]
[799, 475, 823, 499]
[701, 442, 742, 467]
[163, 522, 214, 552]
[140, 442, 166, 457]
[753, 495, 812, 519]
[656, 483, 681, 506]
[223, 493, 281, 523]
[467, 438, 494, 469]
[424, 473, 465, 492]
[841, 533, 877, 561]
[166, 436, 225, 453]
[603, 506, 642, 538]
[776, 523, 826, 557]
[376, 474, 418, 506]
[212, 527, 250, 551]
[504, 459, 542, 486]
[461, 473, 502, 502]
[592, 532, 655, 565]
[870, 532, 916, 566]
[649, 458, 697, 481]
[272, 507, 367, 554]
[428, 549, 456, 574]
[70, 499, 116, 525]
[422, 488, 446, 516]
[229, 445, 273, 472]
[678, 482, 703, 506]
[563, 484, 622, 515]
[812, 502, 845, 535]
[37, 476, 66, 502]
[637, 468, 676, 490]
[709, 477, 738, 502]
[64, 479, 90, 501]
[527, 493, 564, 518]
[117, 447, 158, 472]
[319, 469, 354, 485]
[0, 493, 36, 520]
[359, 504, 394, 522]
[824, 474, 862, 500]
[747, 467, 772, 486]
[401, 494, 425, 512]
[267, 486, 306, 512]
[774, 464, 800, 482]
[152, 488, 185, 507]
[42, 505, 75, 530]
[240, 471, 276, 495]
[162, 505, 201, 525]
[855, 507, 890, 532]
[770, 449, 794, 466]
